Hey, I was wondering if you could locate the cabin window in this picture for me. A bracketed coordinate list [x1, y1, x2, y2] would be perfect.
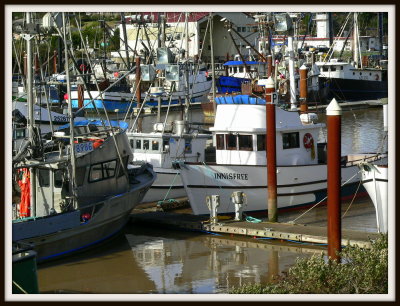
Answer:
[163, 139, 169, 152]
[322, 66, 329, 72]
[353, 72, 355, 75]
[118, 156, 129, 178]
[341, 66, 343, 70]
[225, 134, 237, 150]
[54, 169, 63, 188]
[89, 163, 103, 182]
[152, 140, 159, 151]
[359, 72, 362, 76]
[130, 139, 134, 149]
[76, 167, 86, 186]
[14, 129, 25, 139]
[216, 134, 225, 150]
[103, 160, 117, 178]
[135, 139, 141, 149]
[143, 140, 149, 150]
[257, 134, 266, 151]
[38, 169, 50, 187]
[238, 135, 253, 151]
[282, 132, 300, 149]
[331, 66, 336, 71]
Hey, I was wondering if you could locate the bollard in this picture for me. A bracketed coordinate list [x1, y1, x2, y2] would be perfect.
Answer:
[231, 191, 246, 221]
[326, 98, 342, 262]
[206, 195, 220, 224]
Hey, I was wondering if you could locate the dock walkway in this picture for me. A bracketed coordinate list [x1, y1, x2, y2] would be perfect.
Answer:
[130, 211, 380, 249]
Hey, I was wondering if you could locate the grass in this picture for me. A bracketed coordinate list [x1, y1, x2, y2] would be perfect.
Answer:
[230, 234, 388, 294]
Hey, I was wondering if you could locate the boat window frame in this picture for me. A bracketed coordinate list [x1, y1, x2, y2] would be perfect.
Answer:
[282, 132, 300, 150]
[225, 134, 237, 150]
[216, 134, 225, 150]
[256, 134, 266, 151]
[88, 158, 118, 183]
[238, 134, 253, 151]
[37, 168, 50, 187]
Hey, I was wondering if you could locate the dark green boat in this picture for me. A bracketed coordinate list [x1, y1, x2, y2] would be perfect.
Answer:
[12, 247, 39, 294]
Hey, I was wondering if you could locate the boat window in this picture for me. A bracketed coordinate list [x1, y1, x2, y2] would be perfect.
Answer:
[238, 135, 253, 151]
[163, 139, 169, 152]
[143, 140, 149, 150]
[341, 66, 344, 70]
[103, 160, 117, 178]
[353, 72, 355, 75]
[76, 167, 86, 186]
[152, 140, 159, 151]
[331, 66, 336, 71]
[14, 128, 25, 139]
[225, 134, 237, 150]
[38, 168, 50, 187]
[257, 134, 266, 151]
[216, 134, 225, 150]
[322, 66, 329, 72]
[233, 67, 238, 74]
[282, 132, 300, 149]
[130, 139, 134, 148]
[135, 139, 142, 149]
[54, 169, 63, 188]
[89, 163, 103, 182]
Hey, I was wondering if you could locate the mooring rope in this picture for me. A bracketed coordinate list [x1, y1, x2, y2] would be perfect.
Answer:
[12, 280, 28, 294]
[290, 170, 361, 224]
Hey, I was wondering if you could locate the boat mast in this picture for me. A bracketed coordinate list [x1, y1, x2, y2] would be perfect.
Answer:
[183, 12, 190, 124]
[62, 12, 77, 207]
[25, 12, 36, 217]
[209, 13, 216, 107]
[120, 12, 130, 70]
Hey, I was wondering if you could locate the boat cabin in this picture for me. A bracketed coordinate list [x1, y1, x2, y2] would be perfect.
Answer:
[224, 61, 268, 79]
[210, 103, 324, 166]
[316, 60, 385, 82]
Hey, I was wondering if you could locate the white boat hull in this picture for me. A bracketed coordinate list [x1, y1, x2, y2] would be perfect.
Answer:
[141, 168, 186, 203]
[360, 164, 388, 233]
[178, 162, 369, 215]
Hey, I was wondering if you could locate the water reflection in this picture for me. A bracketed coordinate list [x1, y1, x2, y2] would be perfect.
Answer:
[38, 227, 323, 294]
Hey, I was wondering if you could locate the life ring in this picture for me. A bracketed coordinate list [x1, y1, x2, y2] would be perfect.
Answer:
[375, 74, 379, 81]
[303, 133, 314, 149]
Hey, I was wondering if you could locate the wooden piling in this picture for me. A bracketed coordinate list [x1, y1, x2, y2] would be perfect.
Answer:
[326, 98, 342, 261]
[299, 64, 308, 113]
[266, 77, 277, 222]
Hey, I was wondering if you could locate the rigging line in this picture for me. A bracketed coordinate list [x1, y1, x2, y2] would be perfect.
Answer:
[341, 179, 362, 218]
[290, 170, 362, 223]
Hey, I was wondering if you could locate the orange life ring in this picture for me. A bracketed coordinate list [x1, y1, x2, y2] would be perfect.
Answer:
[375, 74, 379, 81]
[303, 133, 314, 149]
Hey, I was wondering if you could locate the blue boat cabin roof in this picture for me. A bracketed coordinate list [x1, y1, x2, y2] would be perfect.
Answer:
[223, 61, 266, 66]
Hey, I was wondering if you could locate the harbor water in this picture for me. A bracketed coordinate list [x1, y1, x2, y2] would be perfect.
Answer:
[37, 105, 386, 294]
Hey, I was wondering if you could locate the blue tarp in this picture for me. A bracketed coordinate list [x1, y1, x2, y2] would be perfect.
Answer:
[223, 61, 266, 66]
[58, 120, 129, 131]
[215, 95, 266, 105]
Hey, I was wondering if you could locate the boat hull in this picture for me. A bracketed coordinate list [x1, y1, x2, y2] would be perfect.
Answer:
[178, 162, 370, 215]
[319, 77, 388, 102]
[141, 168, 186, 203]
[360, 164, 388, 233]
[13, 168, 155, 263]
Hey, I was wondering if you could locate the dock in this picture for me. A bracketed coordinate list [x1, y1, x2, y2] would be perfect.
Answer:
[130, 209, 380, 249]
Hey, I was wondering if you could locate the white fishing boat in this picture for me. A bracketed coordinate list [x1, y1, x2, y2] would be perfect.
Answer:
[175, 86, 387, 215]
[359, 163, 388, 233]
[127, 121, 210, 203]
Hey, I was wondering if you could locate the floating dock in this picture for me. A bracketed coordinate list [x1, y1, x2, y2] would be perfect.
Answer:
[130, 209, 380, 249]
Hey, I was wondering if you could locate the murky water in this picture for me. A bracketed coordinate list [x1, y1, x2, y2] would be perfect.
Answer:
[37, 105, 386, 294]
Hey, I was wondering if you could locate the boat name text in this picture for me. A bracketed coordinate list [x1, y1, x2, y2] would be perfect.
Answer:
[214, 173, 248, 180]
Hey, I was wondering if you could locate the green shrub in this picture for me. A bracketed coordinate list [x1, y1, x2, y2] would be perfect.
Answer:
[230, 234, 388, 294]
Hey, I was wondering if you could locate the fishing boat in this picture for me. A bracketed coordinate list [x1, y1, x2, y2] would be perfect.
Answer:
[12, 246, 39, 294]
[175, 80, 387, 215]
[316, 59, 388, 102]
[127, 120, 210, 203]
[12, 119, 156, 262]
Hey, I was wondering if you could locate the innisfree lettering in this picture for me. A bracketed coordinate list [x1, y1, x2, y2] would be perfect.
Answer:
[214, 173, 248, 180]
